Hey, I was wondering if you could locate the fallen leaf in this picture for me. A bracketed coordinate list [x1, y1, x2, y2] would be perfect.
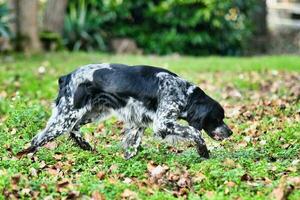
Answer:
[121, 189, 138, 200]
[96, 123, 105, 133]
[193, 172, 206, 182]
[177, 177, 189, 188]
[241, 173, 253, 182]
[20, 188, 31, 196]
[287, 177, 300, 188]
[96, 171, 106, 180]
[109, 164, 118, 173]
[270, 184, 285, 200]
[123, 177, 132, 184]
[223, 158, 236, 168]
[286, 166, 297, 172]
[226, 181, 236, 187]
[149, 165, 168, 179]
[53, 153, 63, 161]
[92, 191, 105, 200]
[205, 191, 215, 199]
[30, 168, 38, 177]
[67, 191, 80, 199]
[47, 168, 59, 176]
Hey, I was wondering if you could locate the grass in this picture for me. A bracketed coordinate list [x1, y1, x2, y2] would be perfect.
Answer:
[0, 52, 299, 199]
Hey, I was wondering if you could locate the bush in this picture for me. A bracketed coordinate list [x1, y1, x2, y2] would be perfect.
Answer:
[63, 0, 115, 51]
[64, 0, 259, 55]
[0, 2, 10, 39]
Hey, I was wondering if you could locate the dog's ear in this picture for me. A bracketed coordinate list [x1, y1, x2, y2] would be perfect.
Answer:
[73, 83, 91, 109]
[188, 108, 208, 130]
[58, 75, 70, 89]
[58, 76, 64, 89]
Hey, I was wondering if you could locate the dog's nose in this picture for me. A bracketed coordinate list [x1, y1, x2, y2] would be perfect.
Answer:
[223, 124, 233, 136]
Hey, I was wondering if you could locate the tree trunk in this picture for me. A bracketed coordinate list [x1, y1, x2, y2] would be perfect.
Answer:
[13, 0, 41, 52]
[43, 0, 68, 34]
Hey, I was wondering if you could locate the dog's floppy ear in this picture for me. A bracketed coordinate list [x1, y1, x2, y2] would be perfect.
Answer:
[73, 83, 92, 109]
[58, 74, 70, 89]
[188, 106, 208, 130]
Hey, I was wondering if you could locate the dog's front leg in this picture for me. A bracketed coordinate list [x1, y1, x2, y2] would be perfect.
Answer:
[122, 127, 144, 159]
[154, 119, 209, 158]
[154, 100, 209, 158]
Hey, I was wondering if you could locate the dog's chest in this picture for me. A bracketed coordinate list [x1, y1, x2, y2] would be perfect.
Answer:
[113, 98, 155, 127]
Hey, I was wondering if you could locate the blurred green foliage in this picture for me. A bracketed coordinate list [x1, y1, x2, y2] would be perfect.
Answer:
[64, 0, 259, 55]
[64, 0, 112, 51]
[0, 2, 10, 38]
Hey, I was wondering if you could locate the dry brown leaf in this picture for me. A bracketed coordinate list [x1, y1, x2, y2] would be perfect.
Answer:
[287, 176, 300, 188]
[263, 177, 273, 185]
[177, 176, 190, 188]
[286, 167, 297, 172]
[226, 181, 236, 187]
[193, 172, 206, 182]
[123, 177, 133, 184]
[205, 191, 215, 199]
[241, 173, 253, 182]
[30, 167, 38, 177]
[96, 171, 106, 180]
[167, 172, 180, 182]
[67, 190, 80, 199]
[39, 161, 47, 169]
[270, 184, 285, 200]
[96, 123, 105, 133]
[109, 164, 118, 173]
[47, 168, 59, 176]
[57, 180, 69, 188]
[20, 188, 31, 196]
[53, 153, 63, 161]
[92, 191, 106, 200]
[149, 165, 169, 179]
[44, 141, 57, 150]
[121, 189, 138, 200]
[223, 158, 236, 168]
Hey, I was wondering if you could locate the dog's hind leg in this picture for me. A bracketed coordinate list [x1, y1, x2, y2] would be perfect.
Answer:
[69, 124, 93, 151]
[17, 99, 89, 157]
[122, 127, 145, 159]
[69, 110, 110, 151]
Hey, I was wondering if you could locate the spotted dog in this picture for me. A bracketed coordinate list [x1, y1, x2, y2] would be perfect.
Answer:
[18, 64, 232, 159]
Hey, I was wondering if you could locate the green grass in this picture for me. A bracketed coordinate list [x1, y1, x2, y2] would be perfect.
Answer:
[0, 52, 299, 199]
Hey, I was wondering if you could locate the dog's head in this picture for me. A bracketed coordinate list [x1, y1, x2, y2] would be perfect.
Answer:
[187, 88, 232, 140]
[201, 101, 232, 140]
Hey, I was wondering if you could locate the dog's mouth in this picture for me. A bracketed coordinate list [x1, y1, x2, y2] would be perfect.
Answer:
[213, 134, 225, 141]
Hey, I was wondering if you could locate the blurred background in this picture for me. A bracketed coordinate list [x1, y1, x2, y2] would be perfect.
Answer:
[0, 0, 299, 56]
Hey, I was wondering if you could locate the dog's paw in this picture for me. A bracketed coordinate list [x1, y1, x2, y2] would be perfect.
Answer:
[124, 149, 138, 160]
[16, 146, 37, 158]
[196, 144, 210, 159]
[78, 141, 94, 151]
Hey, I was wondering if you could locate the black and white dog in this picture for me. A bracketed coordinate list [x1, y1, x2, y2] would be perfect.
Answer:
[18, 64, 232, 159]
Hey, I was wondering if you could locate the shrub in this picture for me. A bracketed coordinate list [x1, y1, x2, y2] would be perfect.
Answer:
[63, 0, 115, 51]
[0, 2, 10, 39]
[64, 0, 259, 55]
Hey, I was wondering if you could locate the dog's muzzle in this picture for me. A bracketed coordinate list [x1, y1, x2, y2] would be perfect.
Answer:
[212, 124, 233, 141]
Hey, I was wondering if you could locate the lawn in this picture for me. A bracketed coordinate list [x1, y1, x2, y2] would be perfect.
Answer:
[0, 52, 299, 199]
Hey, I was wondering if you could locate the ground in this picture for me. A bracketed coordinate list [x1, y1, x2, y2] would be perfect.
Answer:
[0, 52, 299, 200]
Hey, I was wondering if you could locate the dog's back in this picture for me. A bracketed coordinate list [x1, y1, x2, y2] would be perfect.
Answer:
[73, 64, 178, 111]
